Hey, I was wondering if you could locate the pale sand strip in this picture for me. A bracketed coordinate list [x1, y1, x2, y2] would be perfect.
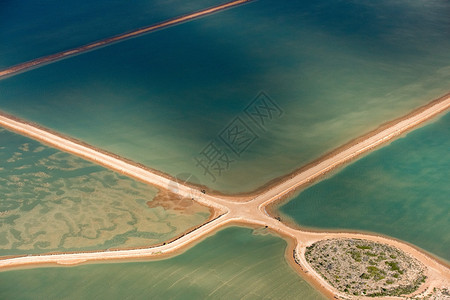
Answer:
[254, 94, 450, 209]
[0, 93, 449, 299]
[0, 0, 252, 80]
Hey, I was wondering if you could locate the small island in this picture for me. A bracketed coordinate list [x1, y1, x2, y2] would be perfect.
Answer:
[305, 238, 427, 297]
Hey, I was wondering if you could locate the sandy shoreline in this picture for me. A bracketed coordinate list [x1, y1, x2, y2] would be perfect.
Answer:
[222, 215, 450, 299]
[0, 92, 449, 299]
[0, 0, 252, 80]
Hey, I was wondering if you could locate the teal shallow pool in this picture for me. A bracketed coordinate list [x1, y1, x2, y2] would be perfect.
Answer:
[281, 113, 450, 262]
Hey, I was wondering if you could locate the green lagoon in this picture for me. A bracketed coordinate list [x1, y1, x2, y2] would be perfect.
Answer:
[0, 127, 210, 256]
[0, 227, 325, 299]
[1, 0, 449, 193]
[281, 113, 450, 262]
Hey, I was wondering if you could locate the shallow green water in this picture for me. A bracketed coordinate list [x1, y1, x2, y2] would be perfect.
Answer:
[0, 128, 210, 256]
[281, 113, 450, 261]
[1, 0, 449, 193]
[0, 227, 325, 300]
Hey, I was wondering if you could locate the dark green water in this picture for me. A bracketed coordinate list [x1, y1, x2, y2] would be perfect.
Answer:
[0, 227, 325, 299]
[281, 113, 450, 261]
[0, 0, 226, 68]
[1, 0, 449, 193]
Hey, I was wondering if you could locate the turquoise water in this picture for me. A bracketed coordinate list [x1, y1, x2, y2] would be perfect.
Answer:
[280, 113, 450, 261]
[1, 0, 449, 194]
[0, 227, 325, 299]
[0, 127, 210, 256]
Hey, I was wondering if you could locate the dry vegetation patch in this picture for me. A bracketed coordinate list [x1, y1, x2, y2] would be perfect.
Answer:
[305, 238, 426, 297]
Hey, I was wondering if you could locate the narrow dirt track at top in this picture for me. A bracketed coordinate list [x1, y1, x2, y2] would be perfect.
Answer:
[0, 0, 252, 80]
